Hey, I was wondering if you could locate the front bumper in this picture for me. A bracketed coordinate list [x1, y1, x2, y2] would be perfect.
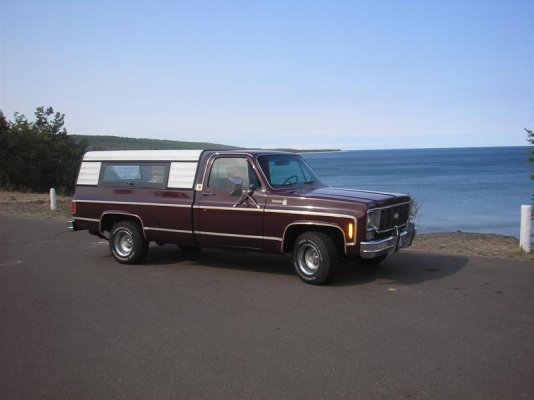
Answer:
[360, 222, 415, 259]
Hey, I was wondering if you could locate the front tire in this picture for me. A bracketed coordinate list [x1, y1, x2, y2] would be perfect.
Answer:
[109, 221, 149, 264]
[292, 232, 338, 285]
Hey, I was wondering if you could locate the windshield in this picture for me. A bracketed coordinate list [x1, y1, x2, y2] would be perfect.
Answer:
[257, 154, 323, 188]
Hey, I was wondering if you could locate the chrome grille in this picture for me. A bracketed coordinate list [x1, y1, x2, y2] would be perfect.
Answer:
[379, 203, 410, 231]
[366, 202, 410, 234]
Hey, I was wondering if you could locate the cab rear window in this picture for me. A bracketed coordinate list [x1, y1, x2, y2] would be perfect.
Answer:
[99, 162, 169, 188]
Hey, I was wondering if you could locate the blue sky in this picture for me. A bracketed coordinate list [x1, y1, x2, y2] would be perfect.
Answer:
[1, 0, 532, 150]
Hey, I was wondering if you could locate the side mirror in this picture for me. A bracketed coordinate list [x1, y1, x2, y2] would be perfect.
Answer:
[229, 176, 243, 196]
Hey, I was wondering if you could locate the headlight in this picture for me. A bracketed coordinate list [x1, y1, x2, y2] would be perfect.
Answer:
[367, 209, 381, 231]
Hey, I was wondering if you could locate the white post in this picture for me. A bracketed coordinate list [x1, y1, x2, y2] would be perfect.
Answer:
[50, 188, 57, 211]
[519, 205, 531, 253]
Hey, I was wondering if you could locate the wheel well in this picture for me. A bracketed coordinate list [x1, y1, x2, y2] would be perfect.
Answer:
[283, 224, 345, 255]
[100, 213, 145, 237]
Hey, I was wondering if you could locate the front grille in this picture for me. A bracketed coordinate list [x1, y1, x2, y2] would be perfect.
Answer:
[379, 203, 410, 231]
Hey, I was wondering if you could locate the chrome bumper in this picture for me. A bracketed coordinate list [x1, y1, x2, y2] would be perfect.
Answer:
[360, 223, 415, 259]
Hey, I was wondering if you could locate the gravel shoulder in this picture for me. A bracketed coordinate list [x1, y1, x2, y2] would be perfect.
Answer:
[408, 231, 533, 262]
[1, 190, 532, 262]
[0, 190, 72, 220]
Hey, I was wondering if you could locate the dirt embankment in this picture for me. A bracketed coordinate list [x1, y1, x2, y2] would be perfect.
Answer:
[0, 191, 73, 220]
[1, 190, 532, 262]
[408, 232, 533, 262]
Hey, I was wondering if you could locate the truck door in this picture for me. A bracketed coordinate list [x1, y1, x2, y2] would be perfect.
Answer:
[194, 156, 266, 249]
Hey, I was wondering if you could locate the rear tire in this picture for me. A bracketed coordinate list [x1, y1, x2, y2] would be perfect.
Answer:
[109, 221, 149, 264]
[292, 232, 338, 285]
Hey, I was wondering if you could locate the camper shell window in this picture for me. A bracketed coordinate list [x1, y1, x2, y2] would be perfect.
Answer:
[99, 162, 169, 188]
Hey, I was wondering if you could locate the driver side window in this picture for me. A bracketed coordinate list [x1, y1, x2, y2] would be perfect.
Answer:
[208, 158, 260, 191]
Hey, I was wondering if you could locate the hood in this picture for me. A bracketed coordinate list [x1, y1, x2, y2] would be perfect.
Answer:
[288, 186, 411, 207]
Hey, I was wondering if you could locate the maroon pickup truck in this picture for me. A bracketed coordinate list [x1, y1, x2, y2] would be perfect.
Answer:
[68, 149, 415, 285]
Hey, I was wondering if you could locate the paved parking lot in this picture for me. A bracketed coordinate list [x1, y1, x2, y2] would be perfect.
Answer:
[1, 215, 533, 399]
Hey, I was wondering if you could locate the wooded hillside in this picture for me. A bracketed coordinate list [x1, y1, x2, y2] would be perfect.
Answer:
[70, 135, 339, 153]
[70, 135, 238, 151]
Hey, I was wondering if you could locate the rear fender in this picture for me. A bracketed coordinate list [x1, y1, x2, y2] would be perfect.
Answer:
[100, 212, 147, 239]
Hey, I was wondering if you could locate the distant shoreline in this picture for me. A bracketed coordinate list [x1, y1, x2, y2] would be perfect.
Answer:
[70, 134, 341, 153]
[70, 135, 528, 153]
[277, 148, 341, 153]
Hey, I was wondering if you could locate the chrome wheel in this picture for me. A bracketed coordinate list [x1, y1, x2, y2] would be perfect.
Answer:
[114, 229, 134, 257]
[296, 243, 320, 276]
[109, 221, 149, 264]
[292, 231, 338, 285]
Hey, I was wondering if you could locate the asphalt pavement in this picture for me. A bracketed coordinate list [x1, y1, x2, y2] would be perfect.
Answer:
[1, 214, 533, 399]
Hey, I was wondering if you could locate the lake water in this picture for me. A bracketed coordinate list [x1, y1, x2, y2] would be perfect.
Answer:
[302, 147, 533, 237]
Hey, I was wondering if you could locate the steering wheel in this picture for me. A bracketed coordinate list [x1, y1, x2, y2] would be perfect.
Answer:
[282, 175, 299, 185]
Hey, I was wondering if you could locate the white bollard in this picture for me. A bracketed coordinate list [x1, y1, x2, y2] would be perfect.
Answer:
[50, 188, 57, 211]
[519, 205, 531, 253]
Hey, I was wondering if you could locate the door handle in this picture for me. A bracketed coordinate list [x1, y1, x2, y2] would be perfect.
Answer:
[202, 192, 216, 197]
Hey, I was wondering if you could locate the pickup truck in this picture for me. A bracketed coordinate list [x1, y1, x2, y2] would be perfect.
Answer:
[68, 149, 415, 285]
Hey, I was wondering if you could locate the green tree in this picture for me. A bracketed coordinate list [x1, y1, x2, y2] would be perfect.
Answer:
[0, 111, 8, 132]
[0, 107, 87, 193]
[0, 111, 11, 188]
